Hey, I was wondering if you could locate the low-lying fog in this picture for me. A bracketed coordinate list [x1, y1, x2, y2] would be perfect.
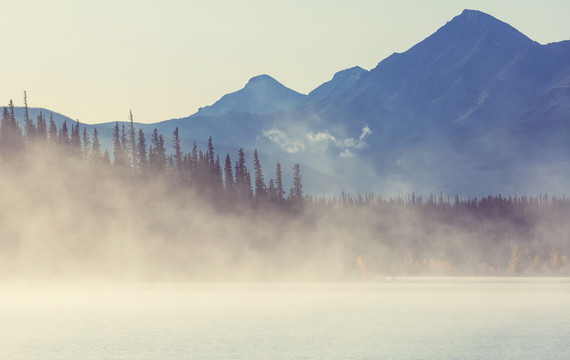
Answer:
[1, 280, 569, 360]
[1, 142, 569, 281]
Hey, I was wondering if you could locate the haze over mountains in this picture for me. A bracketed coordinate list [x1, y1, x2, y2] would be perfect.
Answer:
[12, 10, 570, 196]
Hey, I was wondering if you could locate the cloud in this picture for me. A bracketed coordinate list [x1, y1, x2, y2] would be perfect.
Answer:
[359, 124, 372, 141]
[263, 125, 372, 155]
[340, 149, 354, 158]
[262, 129, 305, 153]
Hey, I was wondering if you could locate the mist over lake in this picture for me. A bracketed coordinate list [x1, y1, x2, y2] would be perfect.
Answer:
[2, 279, 569, 360]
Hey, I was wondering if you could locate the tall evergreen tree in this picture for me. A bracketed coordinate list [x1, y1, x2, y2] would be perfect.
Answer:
[70, 120, 82, 157]
[235, 148, 248, 199]
[112, 122, 124, 166]
[191, 141, 198, 177]
[224, 153, 234, 195]
[0, 107, 9, 137]
[214, 155, 222, 189]
[198, 150, 206, 184]
[0, 107, 9, 156]
[59, 120, 70, 151]
[8, 100, 19, 131]
[48, 114, 57, 143]
[82, 127, 91, 160]
[23, 91, 35, 141]
[275, 162, 285, 204]
[291, 163, 303, 203]
[128, 110, 137, 170]
[149, 128, 166, 174]
[253, 149, 265, 200]
[172, 127, 183, 181]
[36, 112, 47, 142]
[90, 128, 101, 162]
[245, 169, 253, 199]
[158, 134, 166, 170]
[137, 128, 147, 174]
[267, 179, 276, 202]
[206, 136, 215, 170]
[8, 100, 24, 155]
[121, 124, 129, 166]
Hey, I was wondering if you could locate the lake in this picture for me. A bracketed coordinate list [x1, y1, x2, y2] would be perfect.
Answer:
[1, 278, 569, 359]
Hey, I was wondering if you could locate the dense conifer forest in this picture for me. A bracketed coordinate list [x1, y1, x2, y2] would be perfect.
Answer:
[1, 95, 569, 280]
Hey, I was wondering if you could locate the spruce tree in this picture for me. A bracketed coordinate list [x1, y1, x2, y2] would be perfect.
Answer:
[206, 136, 215, 168]
[253, 149, 265, 200]
[0, 107, 9, 156]
[149, 128, 166, 174]
[128, 110, 137, 170]
[112, 122, 124, 166]
[59, 120, 70, 152]
[191, 142, 198, 177]
[148, 128, 159, 172]
[291, 163, 303, 203]
[275, 162, 285, 204]
[91, 128, 101, 162]
[267, 179, 276, 202]
[0, 107, 8, 137]
[198, 150, 205, 184]
[121, 124, 129, 167]
[70, 120, 82, 157]
[245, 170, 253, 199]
[172, 127, 183, 181]
[137, 128, 147, 174]
[235, 148, 247, 198]
[82, 127, 91, 160]
[158, 134, 166, 171]
[224, 153, 234, 195]
[7, 100, 24, 154]
[36, 112, 47, 142]
[214, 155, 222, 189]
[23, 91, 36, 141]
[48, 114, 57, 143]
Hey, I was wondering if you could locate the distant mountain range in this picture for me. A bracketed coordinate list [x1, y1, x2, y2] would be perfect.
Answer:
[9, 10, 570, 196]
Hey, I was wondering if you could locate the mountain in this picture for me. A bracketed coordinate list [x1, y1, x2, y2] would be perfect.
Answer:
[194, 74, 306, 117]
[106, 9, 570, 195]
[8, 10, 570, 196]
[295, 9, 570, 194]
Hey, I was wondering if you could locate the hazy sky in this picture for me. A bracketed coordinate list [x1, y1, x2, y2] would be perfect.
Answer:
[1, 0, 568, 124]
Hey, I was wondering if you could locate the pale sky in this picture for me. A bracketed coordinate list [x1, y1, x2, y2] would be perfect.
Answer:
[1, 0, 568, 124]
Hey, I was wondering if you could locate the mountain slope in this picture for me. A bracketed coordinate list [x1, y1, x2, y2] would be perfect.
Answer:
[307, 66, 367, 104]
[286, 9, 570, 194]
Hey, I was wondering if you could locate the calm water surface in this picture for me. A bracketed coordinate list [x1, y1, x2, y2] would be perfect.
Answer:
[1, 278, 569, 359]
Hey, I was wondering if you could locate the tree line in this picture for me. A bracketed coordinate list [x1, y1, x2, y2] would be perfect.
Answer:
[0, 93, 304, 208]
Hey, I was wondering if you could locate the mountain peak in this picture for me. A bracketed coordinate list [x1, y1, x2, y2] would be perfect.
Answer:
[245, 74, 280, 88]
[332, 66, 366, 80]
[459, 9, 495, 19]
[440, 9, 536, 48]
[195, 74, 306, 117]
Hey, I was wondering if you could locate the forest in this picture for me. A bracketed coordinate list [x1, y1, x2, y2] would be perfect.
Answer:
[1, 94, 569, 280]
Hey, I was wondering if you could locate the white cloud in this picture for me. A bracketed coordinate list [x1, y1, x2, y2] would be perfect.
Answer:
[359, 124, 372, 141]
[262, 129, 305, 153]
[263, 124, 372, 156]
[340, 149, 354, 158]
